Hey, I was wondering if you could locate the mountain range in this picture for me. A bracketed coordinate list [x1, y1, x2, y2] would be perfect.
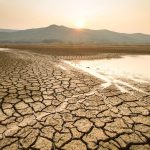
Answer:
[0, 25, 150, 44]
[0, 29, 18, 33]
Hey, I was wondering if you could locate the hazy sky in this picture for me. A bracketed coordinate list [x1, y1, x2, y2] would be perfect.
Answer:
[0, 0, 150, 33]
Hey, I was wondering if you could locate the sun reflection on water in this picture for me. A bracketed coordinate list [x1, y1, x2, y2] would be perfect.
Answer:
[63, 55, 150, 94]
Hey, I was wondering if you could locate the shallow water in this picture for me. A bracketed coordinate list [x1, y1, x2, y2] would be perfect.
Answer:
[64, 55, 150, 93]
[74, 55, 150, 80]
[0, 48, 10, 51]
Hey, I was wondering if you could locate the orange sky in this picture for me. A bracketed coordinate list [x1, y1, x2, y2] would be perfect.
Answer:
[0, 0, 150, 34]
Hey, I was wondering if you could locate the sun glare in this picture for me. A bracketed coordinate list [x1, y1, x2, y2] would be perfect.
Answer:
[75, 20, 85, 29]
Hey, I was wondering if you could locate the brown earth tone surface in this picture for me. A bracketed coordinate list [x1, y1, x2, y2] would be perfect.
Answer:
[0, 48, 150, 150]
[1, 44, 150, 56]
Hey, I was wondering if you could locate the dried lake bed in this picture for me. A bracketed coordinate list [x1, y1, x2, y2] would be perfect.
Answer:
[0, 48, 150, 150]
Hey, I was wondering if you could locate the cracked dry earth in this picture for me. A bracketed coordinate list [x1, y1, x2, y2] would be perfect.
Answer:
[0, 49, 150, 150]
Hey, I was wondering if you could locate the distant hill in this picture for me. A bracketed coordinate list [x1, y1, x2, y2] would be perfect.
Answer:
[0, 29, 18, 33]
[0, 25, 150, 44]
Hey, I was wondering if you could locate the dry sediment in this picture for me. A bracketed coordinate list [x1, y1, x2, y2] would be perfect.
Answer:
[0, 49, 150, 150]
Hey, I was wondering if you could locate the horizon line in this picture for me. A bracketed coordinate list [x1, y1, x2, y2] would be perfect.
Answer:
[0, 24, 150, 35]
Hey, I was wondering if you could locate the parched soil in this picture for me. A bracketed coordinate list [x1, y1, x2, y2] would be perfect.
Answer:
[0, 49, 150, 150]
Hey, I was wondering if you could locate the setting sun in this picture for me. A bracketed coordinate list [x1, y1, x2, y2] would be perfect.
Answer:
[75, 20, 85, 29]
